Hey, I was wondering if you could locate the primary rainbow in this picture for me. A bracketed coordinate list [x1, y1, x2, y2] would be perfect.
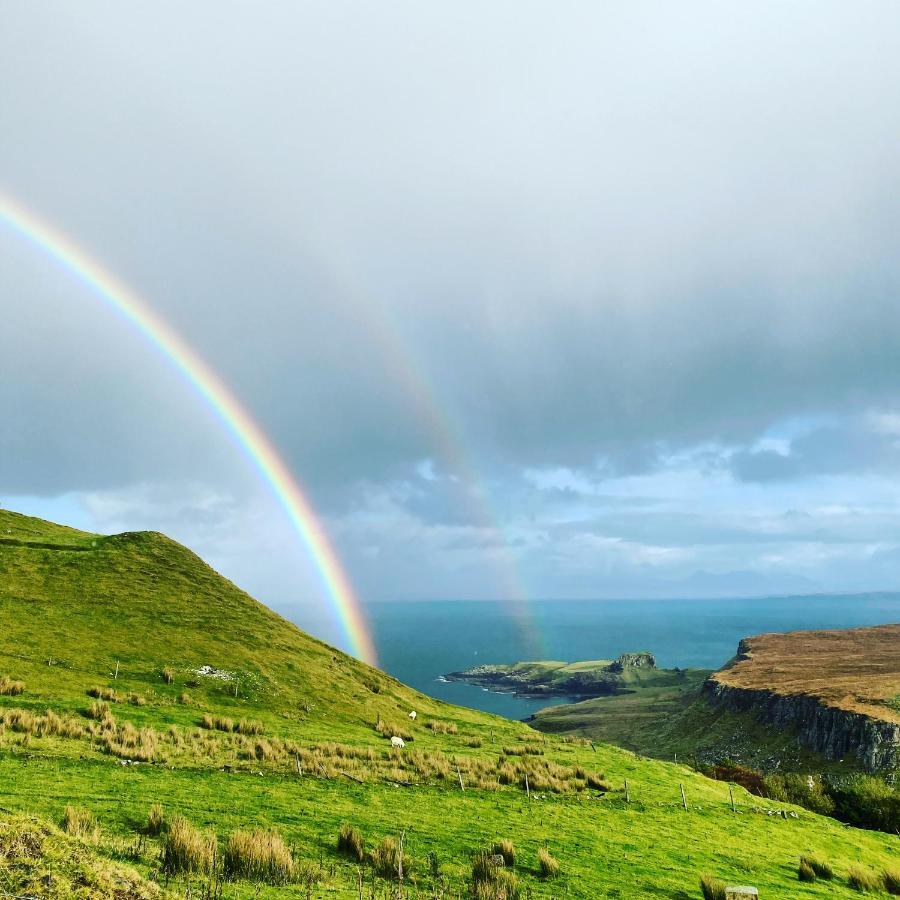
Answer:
[0, 192, 378, 667]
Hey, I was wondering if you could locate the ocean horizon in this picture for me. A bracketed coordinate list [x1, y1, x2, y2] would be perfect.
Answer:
[285, 591, 900, 720]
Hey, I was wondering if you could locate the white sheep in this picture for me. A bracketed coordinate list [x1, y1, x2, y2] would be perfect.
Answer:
[390, 735, 405, 749]
[408, 710, 417, 720]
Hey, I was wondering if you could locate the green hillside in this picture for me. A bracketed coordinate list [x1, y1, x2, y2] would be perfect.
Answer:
[0, 508, 897, 899]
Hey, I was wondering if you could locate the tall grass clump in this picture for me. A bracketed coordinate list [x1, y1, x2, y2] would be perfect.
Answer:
[369, 836, 401, 879]
[700, 873, 726, 900]
[800, 854, 833, 880]
[427, 720, 457, 735]
[491, 840, 515, 867]
[883, 867, 900, 895]
[798, 860, 816, 882]
[537, 848, 559, 879]
[62, 805, 100, 842]
[87, 686, 117, 701]
[0, 676, 25, 696]
[146, 803, 167, 837]
[162, 667, 175, 684]
[472, 853, 520, 899]
[223, 829, 294, 884]
[337, 823, 365, 862]
[848, 865, 882, 893]
[161, 815, 216, 876]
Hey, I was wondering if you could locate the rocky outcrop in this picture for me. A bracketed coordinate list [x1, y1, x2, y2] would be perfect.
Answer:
[702, 677, 900, 773]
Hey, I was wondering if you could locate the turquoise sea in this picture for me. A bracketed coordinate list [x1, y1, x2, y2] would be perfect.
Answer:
[287, 593, 900, 720]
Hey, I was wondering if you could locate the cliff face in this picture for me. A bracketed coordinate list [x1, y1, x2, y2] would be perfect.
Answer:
[704, 635, 900, 773]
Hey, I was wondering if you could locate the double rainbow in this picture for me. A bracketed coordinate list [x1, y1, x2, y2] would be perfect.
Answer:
[0, 193, 378, 667]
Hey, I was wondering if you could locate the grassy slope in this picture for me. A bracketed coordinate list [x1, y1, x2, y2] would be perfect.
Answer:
[0, 509, 897, 898]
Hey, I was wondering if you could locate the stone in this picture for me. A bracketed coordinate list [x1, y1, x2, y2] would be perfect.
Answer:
[725, 888, 758, 899]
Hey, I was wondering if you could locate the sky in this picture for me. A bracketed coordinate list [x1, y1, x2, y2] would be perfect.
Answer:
[3, 3, 900, 647]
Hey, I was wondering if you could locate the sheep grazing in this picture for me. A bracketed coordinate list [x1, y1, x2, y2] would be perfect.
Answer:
[408, 711, 417, 720]
[390, 736, 405, 749]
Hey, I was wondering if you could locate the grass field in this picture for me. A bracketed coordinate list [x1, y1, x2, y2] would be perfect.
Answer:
[0, 508, 897, 898]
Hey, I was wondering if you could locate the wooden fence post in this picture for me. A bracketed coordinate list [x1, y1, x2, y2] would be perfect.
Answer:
[624, 779, 630, 803]
[525, 771, 530, 799]
[456, 765, 465, 792]
[114, 660, 119, 680]
[729, 784, 736, 813]
[680, 783, 687, 811]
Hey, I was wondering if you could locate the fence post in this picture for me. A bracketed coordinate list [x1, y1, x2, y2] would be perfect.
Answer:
[525, 771, 530, 799]
[114, 660, 119, 680]
[456, 765, 465, 792]
[624, 779, 630, 803]
[680, 783, 687, 811]
[729, 784, 736, 813]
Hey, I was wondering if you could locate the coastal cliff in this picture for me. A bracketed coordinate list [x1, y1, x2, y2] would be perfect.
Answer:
[704, 630, 900, 774]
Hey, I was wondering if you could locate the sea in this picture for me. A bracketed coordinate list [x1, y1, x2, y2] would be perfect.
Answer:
[287, 593, 900, 721]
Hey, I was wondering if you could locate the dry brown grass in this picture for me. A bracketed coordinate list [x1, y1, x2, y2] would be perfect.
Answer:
[87, 686, 118, 701]
[699, 873, 725, 900]
[537, 847, 559, 879]
[375, 718, 413, 741]
[427, 720, 457, 734]
[369, 836, 401, 879]
[162, 667, 175, 684]
[62, 805, 99, 842]
[161, 815, 216, 876]
[712, 624, 900, 722]
[0, 676, 25, 696]
[223, 828, 294, 884]
[491, 839, 515, 867]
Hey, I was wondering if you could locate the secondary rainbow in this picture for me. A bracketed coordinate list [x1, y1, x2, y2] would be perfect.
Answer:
[0, 192, 378, 667]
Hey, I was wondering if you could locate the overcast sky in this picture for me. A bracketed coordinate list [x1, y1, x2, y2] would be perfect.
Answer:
[3, 3, 900, 645]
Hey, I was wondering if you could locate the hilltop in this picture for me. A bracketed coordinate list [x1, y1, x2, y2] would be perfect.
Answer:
[0, 508, 897, 898]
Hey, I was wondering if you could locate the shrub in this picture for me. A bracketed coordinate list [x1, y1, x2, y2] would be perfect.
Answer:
[146, 803, 166, 837]
[370, 836, 401, 879]
[798, 860, 816, 882]
[161, 815, 216, 876]
[62, 805, 99, 842]
[700, 873, 726, 900]
[337, 823, 365, 862]
[0, 676, 25, 696]
[831, 775, 900, 835]
[491, 839, 515, 867]
[800, 854, 833, 880]
[537, 848, 559, 879]
[162, 667, 175, 684]
[848, 865, 882, 893]
[223, 829, 294, 884]
[884, 867, 900, 895]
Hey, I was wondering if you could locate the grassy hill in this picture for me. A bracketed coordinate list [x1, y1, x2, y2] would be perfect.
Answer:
[0, 508, 897, 898]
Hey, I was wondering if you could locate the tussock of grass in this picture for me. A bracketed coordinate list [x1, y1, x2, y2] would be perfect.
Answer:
[800, 854, 833, 880]
[472, 852, 521, 898]
[848, 864, 883, 892]
[465, 736, 483, 748]
[223, 828, 294, 884]
[162, 667, 175, 684]
[87, 686, 118, 701]
[62, 805, 99, 842]
[798, 860, 816, 882]
[337, 823, 365, 862]
[375, 719, 412, 741]
[700, 873, 726, 900]
[537, 847, 559, 879]
[161, 815, 216, 876]
[884, 867, 900, 895]
[128, 692, 146, 706]
[427, 720, 458, 734]
[370, 836, 401, 879]
[0, 676, 24, 696]
[491, 839, 515, 867]
[177, 692, 192, 705]
[146, 803, 166, 836]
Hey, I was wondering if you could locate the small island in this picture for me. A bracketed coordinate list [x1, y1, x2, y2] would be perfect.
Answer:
[446, 651, 690, 698]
